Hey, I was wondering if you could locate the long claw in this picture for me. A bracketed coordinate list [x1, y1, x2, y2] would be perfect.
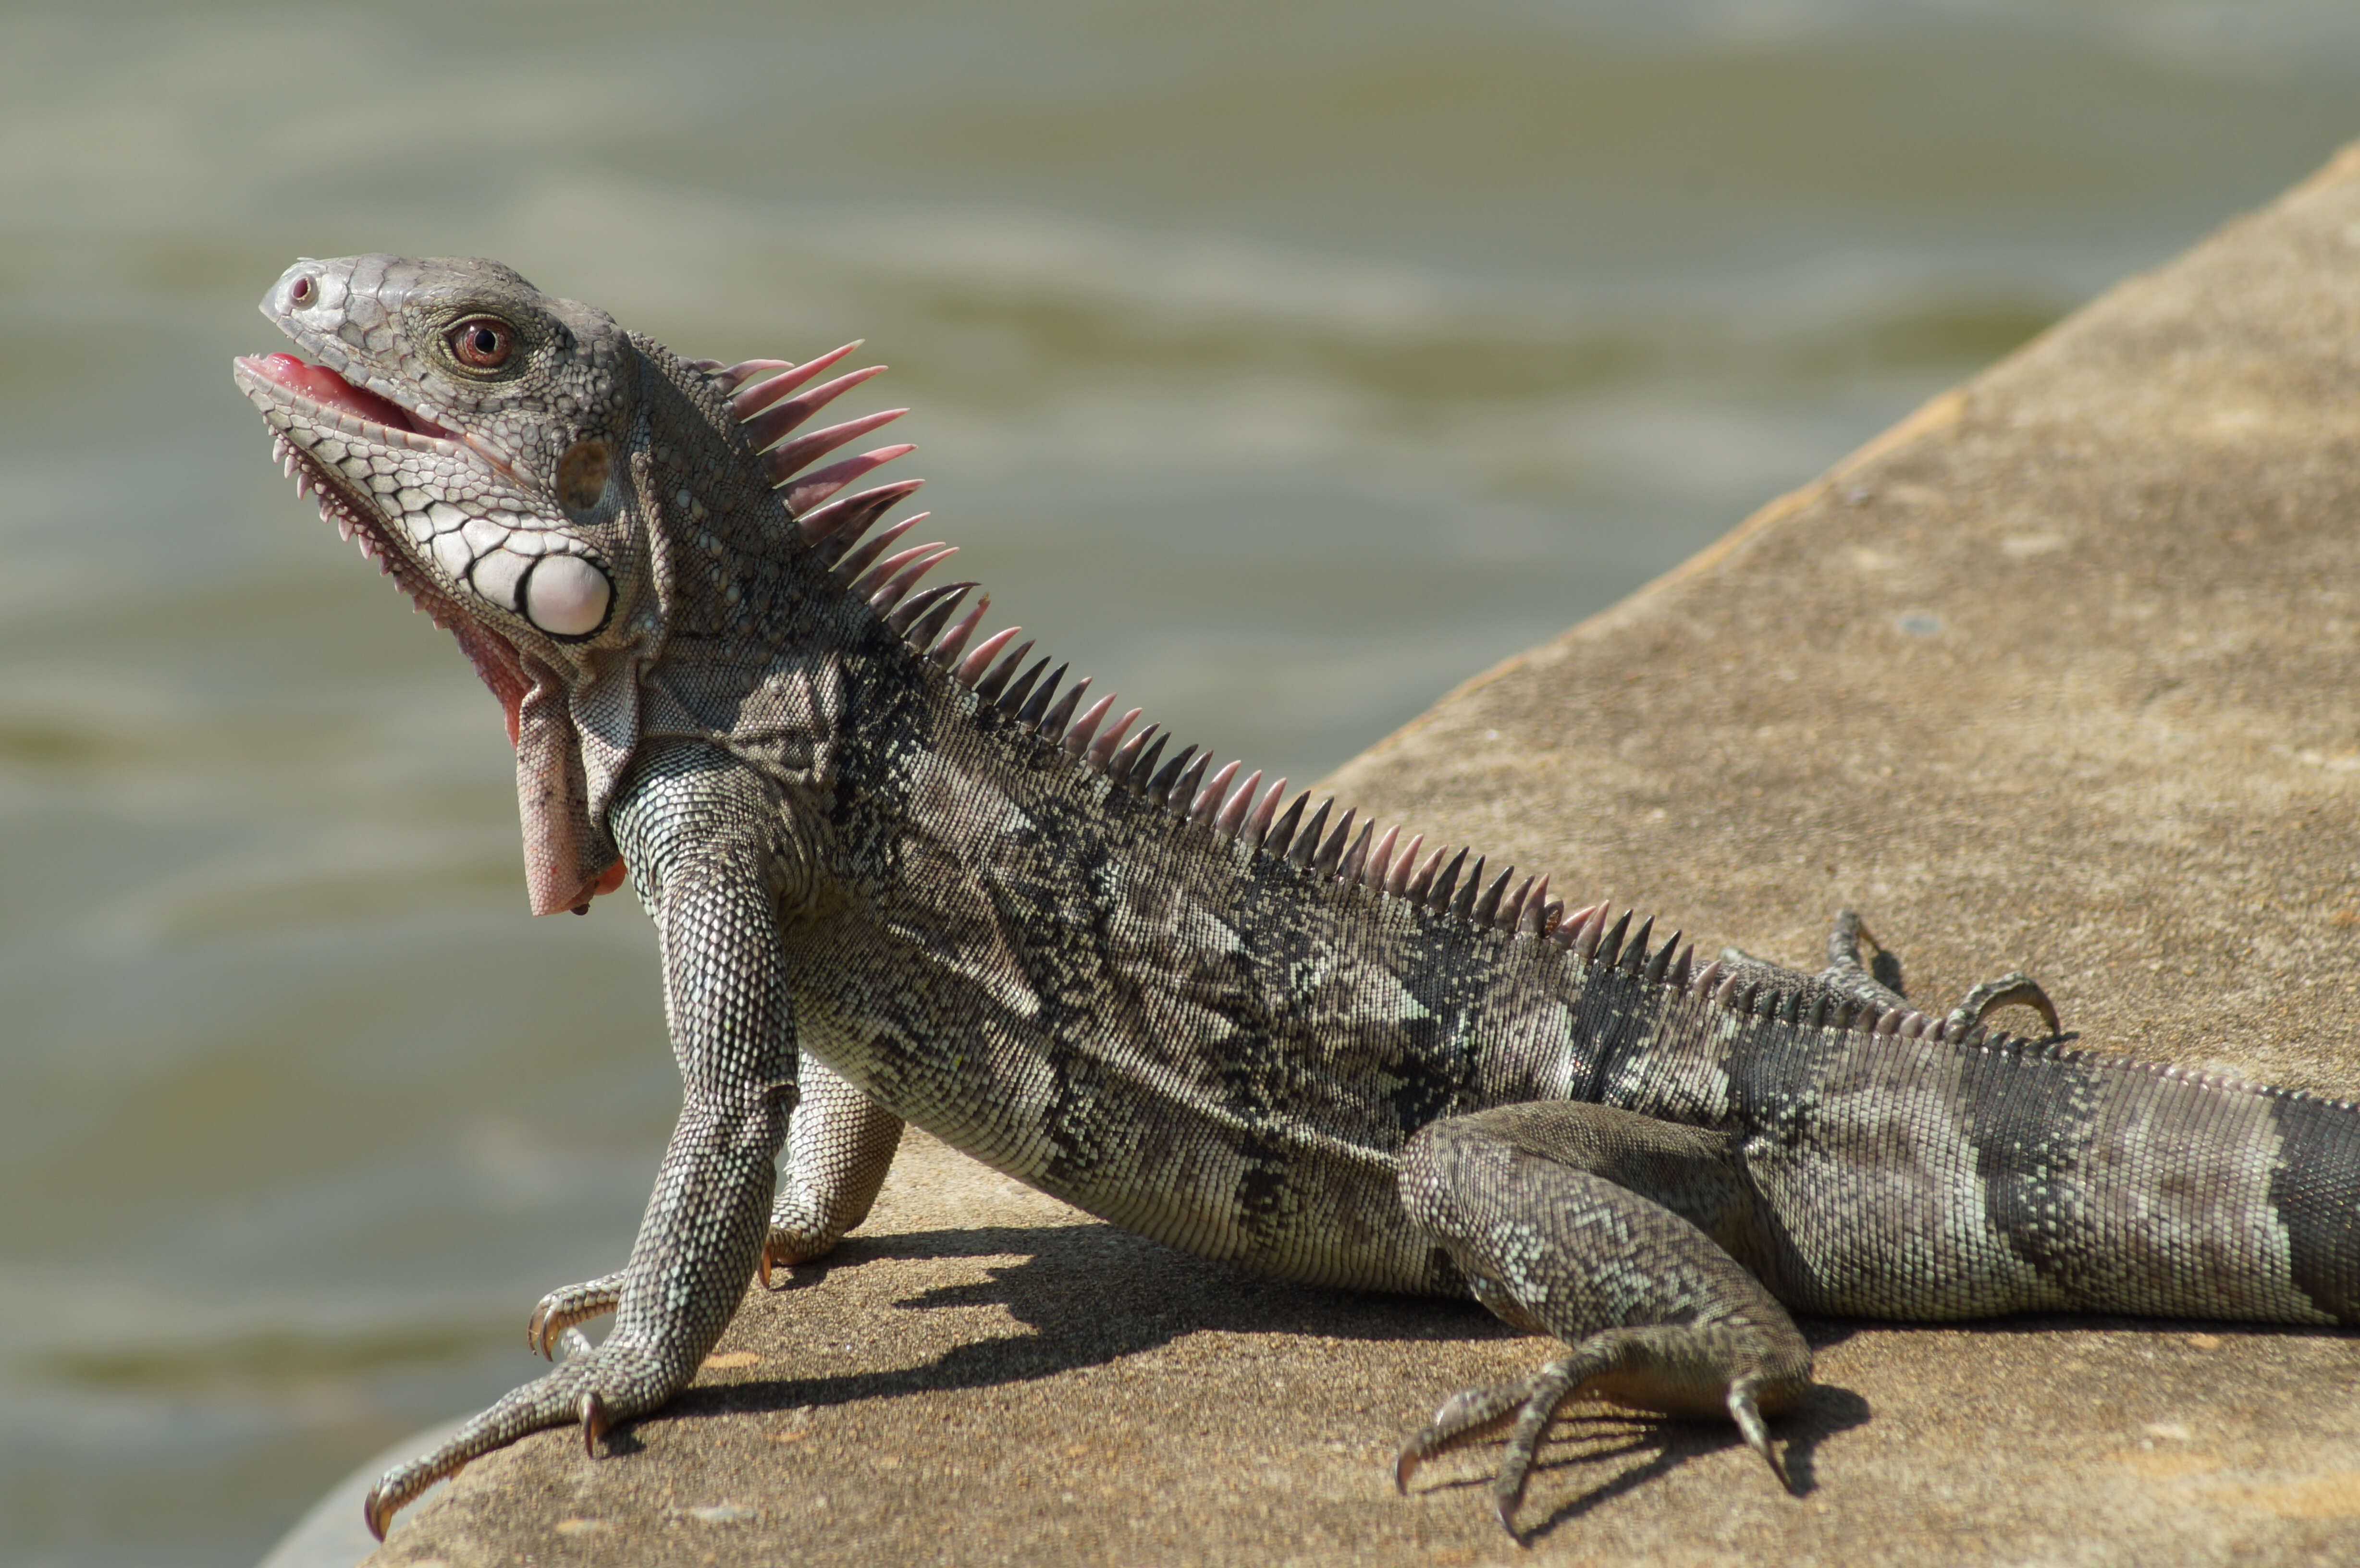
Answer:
[1393, 1447, 1419, 1494]
[1728, 1376, 1791, 1490]
[528, 1299, 555, 1359]
[581, 1391, 609, 1456]
[1949, 971, 2062, 1037]
[363, 1485, 394, 1543]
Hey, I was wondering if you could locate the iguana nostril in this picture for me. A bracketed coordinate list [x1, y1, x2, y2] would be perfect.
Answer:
[289, 275, 314, 305]
[523, 554, 611, 637]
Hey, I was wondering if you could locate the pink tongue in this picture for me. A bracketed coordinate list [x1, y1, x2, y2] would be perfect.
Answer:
[261, 351, 423, 432]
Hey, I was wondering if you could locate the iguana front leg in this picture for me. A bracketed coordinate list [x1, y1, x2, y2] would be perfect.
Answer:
[763, 1052, 905, 1278]
[529, 1054, 903, 1351]
[1395, 1102, 1813, 1541]
[364, 747, 799, 1538]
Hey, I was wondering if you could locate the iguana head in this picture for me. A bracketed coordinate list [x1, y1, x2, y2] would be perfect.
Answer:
[232, 254, 920, 913]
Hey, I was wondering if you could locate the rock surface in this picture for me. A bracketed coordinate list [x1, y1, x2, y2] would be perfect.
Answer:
[353, 144, 2360, 1567]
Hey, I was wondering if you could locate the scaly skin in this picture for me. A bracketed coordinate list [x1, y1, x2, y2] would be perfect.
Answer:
[232, 255, 2360, 1544]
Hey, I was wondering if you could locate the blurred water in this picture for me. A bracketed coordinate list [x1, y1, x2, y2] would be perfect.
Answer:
[1, 2, 2355, 1562]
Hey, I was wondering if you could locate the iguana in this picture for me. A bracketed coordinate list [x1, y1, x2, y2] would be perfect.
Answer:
[232, 254, 2360, 1545]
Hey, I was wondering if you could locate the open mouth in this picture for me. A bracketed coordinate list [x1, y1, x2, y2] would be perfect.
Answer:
[235, 351, 536, 744]
[238, 351, 458, 441]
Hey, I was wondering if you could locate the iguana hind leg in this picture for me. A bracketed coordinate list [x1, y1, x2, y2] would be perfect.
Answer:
[1726, 907, 2062, 1037]
[1395, 1101, 1812, 1540]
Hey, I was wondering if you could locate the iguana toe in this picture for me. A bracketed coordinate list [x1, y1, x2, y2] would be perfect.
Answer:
[528, 1271, 624, 1359]
[361, 1341, 677, 1538]
[1947, 971, 2061, 1038]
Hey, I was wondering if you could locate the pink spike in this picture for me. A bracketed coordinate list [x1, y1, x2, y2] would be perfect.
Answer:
[1216, 769, 1264, 836]
[831, 515, 919, 583]
[1191, 760, 1243, 828]
[796, 476, 922, 543]
[1064, 693, 1118, 755]
[1386, 834, 1426, 895]
[1510, 874, 1548, 933]
[862, 544, 954, 607]
[1403, 846, 1447, 902]
[1243, 776, 1288, 848]
[1364, 825, 1400, 888]
[762, 408, 907, 481]
[716, 357, 790, 392]
[730, 342, 863, 413]
[782, 444, 917, 514]
[955, 625, 1022, 687]
[929, 595, 989, 666]
[1563, 903, 1601, 936]
[740, 364, 884, 445]
[1086, 707, 1143, 768]
[851, 539, 945, 597]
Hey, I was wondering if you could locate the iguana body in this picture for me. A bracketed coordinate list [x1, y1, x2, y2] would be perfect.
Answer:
[231, 255, 2360, 1543]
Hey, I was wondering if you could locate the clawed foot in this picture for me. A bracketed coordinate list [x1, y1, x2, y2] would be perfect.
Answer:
[759, 1227, 836, 1289]
[528, 1272, 625, 1359]
[361, 1339, 675, 1540]
[1395, 1348, 1797, 1541]
[1732, 907, 2063, 1040]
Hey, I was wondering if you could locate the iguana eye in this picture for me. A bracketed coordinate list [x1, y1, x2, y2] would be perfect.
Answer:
[449, 318, 516, 370]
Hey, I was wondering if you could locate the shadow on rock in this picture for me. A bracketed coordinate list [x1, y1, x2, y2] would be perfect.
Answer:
[665, 1218, 1518, 1426]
